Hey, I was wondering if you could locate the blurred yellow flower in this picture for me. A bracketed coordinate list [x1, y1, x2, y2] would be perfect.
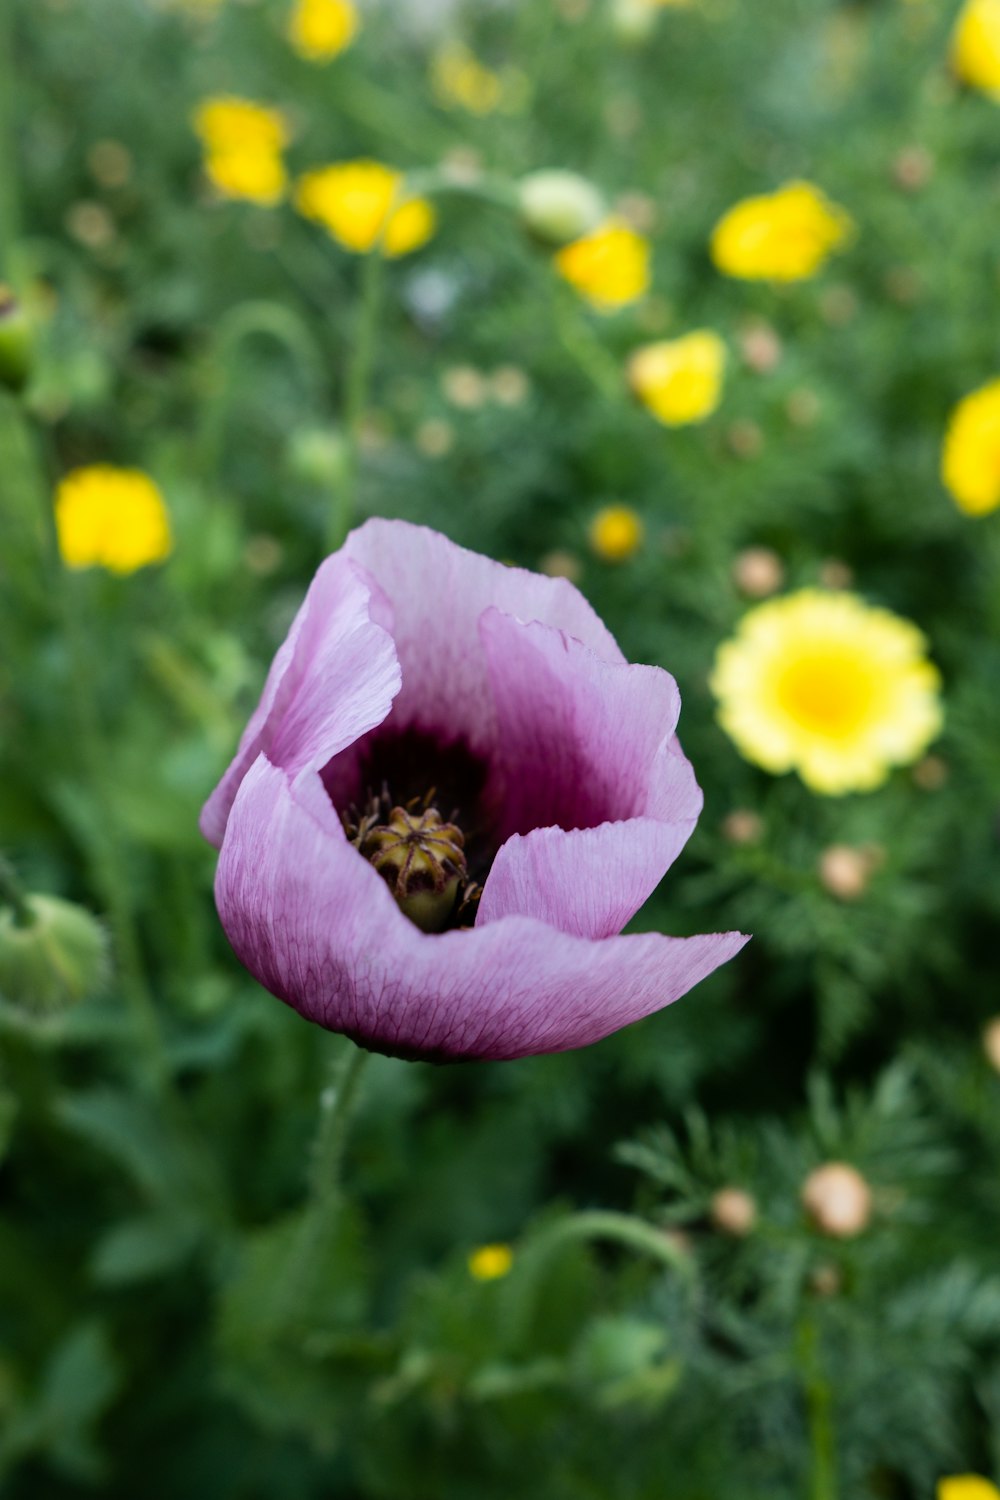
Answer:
[288, 0, 359, 63]
[711, 590, 942, 795]
[588, 505, 644, 562]
[295, 161, 436, 256]
[555, 219, 651, 311]
[193, 97, 289, 205]
[627, 330, 726, 426]
[467, 1243, 513, 1280]
[942, 377, 1000, 516]
[938, 1480, 1000, 1500]
[951, 0, 1000, 98]
[56, 466, 172, 575]
[431, 42, 504, 114]
[710, 181, 854, 282]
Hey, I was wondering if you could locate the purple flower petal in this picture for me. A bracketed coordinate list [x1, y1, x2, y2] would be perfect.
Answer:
[216, 757, 749, 1061]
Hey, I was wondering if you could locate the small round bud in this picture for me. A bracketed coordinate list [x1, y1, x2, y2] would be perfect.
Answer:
[588, 505, 644, 563]
[801, 1162, 872, 1239]
[286, 427, 350, 488]
[415, 418, 454, 458]
[490, 365, 531, 407]
[739, 321, 783, 374]
[710, 1187, 757, 1237]
[982, 1017, 1000, 1074]
[65, 199, 116, 250]
[518, 170, 606, 247]
[726, 420, 764, 460]
[817, 558, 853, 590]
[87, 139, 133, 189]
[818, 844, 881, 902]
[539, 549, 583, 583]
[732, 546, 784, 599]
[0, 287, 35, 395]
[721, 809, 764, 846]
[0, 895, 109, 1013]
[610, 0, 657, 44]
[468, 1243, 513, 1281]
[808, 1262, 842, 1298]
[442, 365, 488, 410]
[892, 145, 933, 192]
[912, 754, 948, 791]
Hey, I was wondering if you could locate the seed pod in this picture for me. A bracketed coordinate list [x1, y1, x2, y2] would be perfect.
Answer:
[0, 895, 110, 1013]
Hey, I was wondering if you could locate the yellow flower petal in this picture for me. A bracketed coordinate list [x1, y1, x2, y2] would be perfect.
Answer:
[941, 376, 1000, 516]
[628, 330, 726, 426]
[55, 466, 172, 575]
[710, 589, 942, 795]
[938, 1479, 1000, 1500]
[951, 0, 1000, 99]
[555, 219, 651, 311]
[288, 0, 359, 63]
[295, 160, 436, 256]
[710, 181, 854, 283]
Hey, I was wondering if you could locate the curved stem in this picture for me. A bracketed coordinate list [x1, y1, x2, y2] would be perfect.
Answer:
[797, 1314, 838, 1500]
[533, 1209, 698, 1282]
[327, 243, 384, 552]
[0, 0, 21, 259]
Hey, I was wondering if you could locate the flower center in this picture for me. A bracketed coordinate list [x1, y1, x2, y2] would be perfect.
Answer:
[774, 649, 879, 740]
[342, 790, 480, 933]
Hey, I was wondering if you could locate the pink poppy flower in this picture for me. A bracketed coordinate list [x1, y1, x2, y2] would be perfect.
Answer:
[201, 521, 747, 1061]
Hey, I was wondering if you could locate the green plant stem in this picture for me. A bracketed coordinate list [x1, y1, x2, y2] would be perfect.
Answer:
[551, 284, 624, 403]
[533, 1209, 698, 1282]
[0, 0, 21, 259]
[327, 245, 384, 552]
[797, 1314, 838, 1500]
[0, 851, 32, 926]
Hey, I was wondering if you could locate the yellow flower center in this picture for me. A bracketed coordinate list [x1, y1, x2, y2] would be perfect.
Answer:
[774, 650, 878, 739]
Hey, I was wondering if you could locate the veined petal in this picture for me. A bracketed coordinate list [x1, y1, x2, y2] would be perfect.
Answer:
[200, 555, 400, 847]
[216, 758, 748, 1062]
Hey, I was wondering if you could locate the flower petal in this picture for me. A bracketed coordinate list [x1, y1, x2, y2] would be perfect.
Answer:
[475, 609, 702, 936]
[200, 554, 400, 847]
[216, 758, 746, 1061]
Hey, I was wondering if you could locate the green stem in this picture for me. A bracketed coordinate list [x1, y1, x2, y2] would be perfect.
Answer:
[533, 1209, 698, 1282]
[551, 284, 625, 403]
[0, 851, 32, 926]
[797, 1314, 838, 1500]
[0, 0, 21, 259]
[327, 244, 384, 552]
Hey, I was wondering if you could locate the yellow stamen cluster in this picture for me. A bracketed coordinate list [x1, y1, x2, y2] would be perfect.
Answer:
[295, 161, 436, 257]
[711, 589, 942, 795]
[55, 466, 172, 575]
[193, 97, 289, 206]
[710, 181, 854, 283]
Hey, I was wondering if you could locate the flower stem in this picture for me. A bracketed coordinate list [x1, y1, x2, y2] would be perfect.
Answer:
[797, 1314, 838, 1500]
[0, 0, 21, 258]
[327, 246, 384, 553]
[533, 1209, 698, 1283]
[0, 851, 32, 927]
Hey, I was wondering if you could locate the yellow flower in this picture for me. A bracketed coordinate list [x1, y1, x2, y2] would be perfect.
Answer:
[56, 466, 172, 575]
[941, 377, 1000, 516]
[710, 590, 942, 795]
[555, 219, 651, 311]
[294, 161, 436, 256]
[951, 0, 1000, 98]
[938, 1480, 1000, 1500]
[431, 42, 504, 114]
[288, 0, 359, 63]
[628, 330, 726, 426]
[467, 1244, 514, 1281]
[710, 181, 854, 282]
[588, 505, 644, 562]
[193, 98, 289, 205]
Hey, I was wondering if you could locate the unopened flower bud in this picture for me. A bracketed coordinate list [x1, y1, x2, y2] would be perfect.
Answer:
[801, 1162, 872, 1239]
[732, 546, 784, 599]
[0, 286, 35, 395]
[588, 505, 644, 563]
[468, 1243, 513, 1280]
[818, 844, 881, 902]
[739, 321, 783, 374]
[809, 1262, 842, 1297]
[286, 428, 350, 488]
[912, 754, 948, 791]
[721, 809, 764, 846]
[0, 894, 109, 1013]
[817, 558, 853, 590]
[983, 1017, 1000, 1074]
[610, 0, 657, 44]
[710, 1186, 757, 1237]
[518, 169, 606, 247]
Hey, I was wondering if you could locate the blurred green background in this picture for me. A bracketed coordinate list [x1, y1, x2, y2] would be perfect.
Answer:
[1, 0, 999, 1495]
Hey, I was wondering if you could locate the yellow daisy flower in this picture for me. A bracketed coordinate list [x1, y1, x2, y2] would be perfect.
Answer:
[431, 42, 504, 114]
[55, 466, 172, 575]
[938, 1480, 1000, 1500]
[193, 97, 289, 206]
[294, 161, 436, 257]
[288, 0, 359, 63]
[588, 505, 644, 562]
[627, 330, 726, 426]
[951, 0, 1000, 99]
[941, 377, 1000, 516]
[710, 590, 942, 795]
[555, 219, 651, 311]
[467, 1244, 514, 1281]
[710, 181, 854, 283]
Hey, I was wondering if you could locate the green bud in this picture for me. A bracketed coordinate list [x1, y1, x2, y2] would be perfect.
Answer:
[518, 170, 607, 247]
[610, 0, 657, 45]
[0, 285, 35, 395]
[0, 895, 110, 1013]
[286, 427, 351, 489]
